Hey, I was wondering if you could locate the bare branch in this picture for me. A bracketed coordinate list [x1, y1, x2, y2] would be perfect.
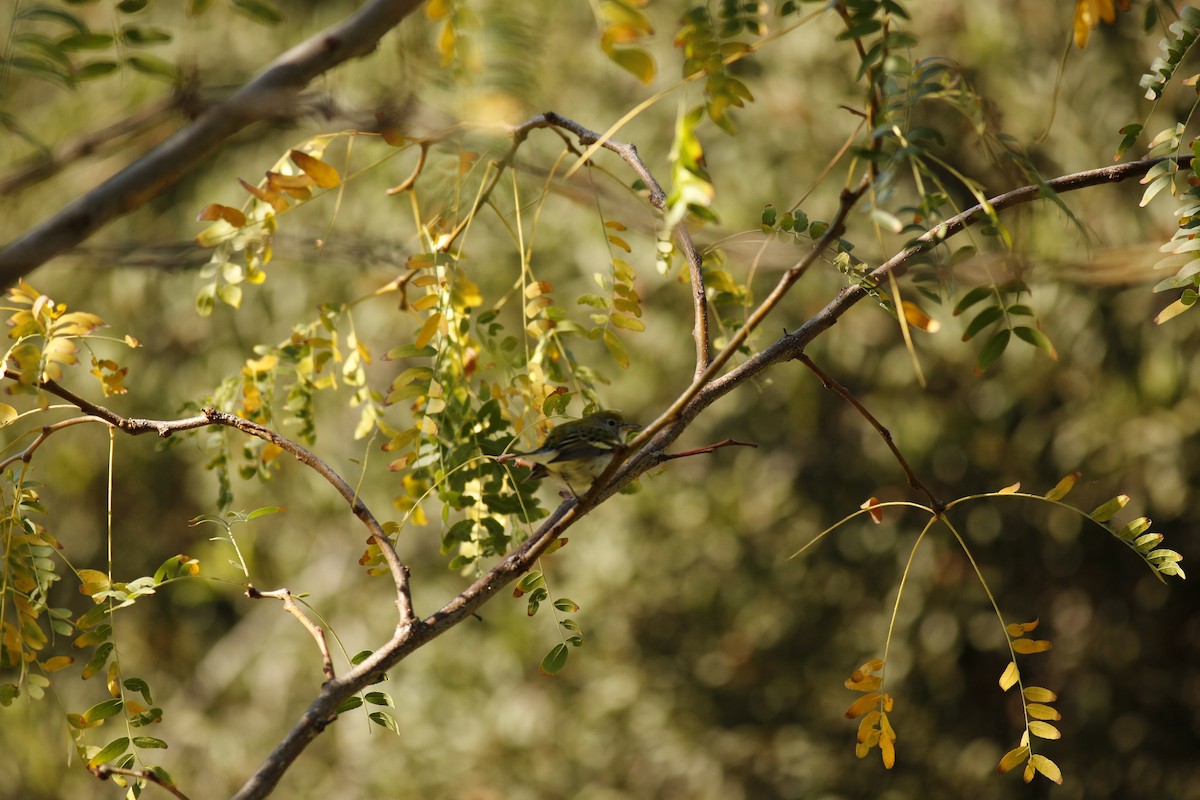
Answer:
[798, 354, 942, 511]
[247, 587, 336, 682]
[0, 0, 425, 279]
[22, 375, 415, 627]
[658, 438, 757, 462]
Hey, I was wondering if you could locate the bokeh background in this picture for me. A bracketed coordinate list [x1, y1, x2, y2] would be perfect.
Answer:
[2, 2, 1199, 798]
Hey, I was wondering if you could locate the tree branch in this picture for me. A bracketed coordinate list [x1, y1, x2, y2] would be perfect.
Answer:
[798, 354, 942, 511]
[0, 0, 426, 280]
[247, 587, 336, 682]
[21, 375, 415, 627]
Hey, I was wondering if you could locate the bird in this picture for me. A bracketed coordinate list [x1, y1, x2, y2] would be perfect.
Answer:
[499, 411, 640, 496]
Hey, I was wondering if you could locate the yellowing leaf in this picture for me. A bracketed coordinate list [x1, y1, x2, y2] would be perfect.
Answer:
[609, 46, 656, 84]
[1030, 754, 1063, 784]
[861, 496, 883, 524]
[998, 481, 1020, 494]
[997, 745, 1030, 774]
[1074, 0, 1127, 48]
[844, 692, 881, 719]
[415, 312, 443, 349]
[289, 150, 340, 188]
[901, 301, 941, 333]
[999, 660, 1020, 691]
[239, 178, 289, 212]
[1090, 494, 1130, 522]
[40, 656, 74, 672]
[196, 203, 246, 228]
[1022, 686, 1058, 703]
[1044, 471, 1081, 501]
[0, 403, 17, 426]
[1029, 721, 1062, 740]
[1011, 638, 1052, 655]
[1027, 703, 1061, 721]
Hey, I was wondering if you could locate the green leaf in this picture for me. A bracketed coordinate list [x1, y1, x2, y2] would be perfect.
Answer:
[231, 0, 284, 24]
[539, 643, 569, 676]
[609, 313, 645, 332]
[123, 677, 153, 704]
[553, 598, 580, 613]
[132, 736, 168, 749]
[117, 0, 150, 11]
[126, 53, 177, 80]
[57, 33, 115, 51]
[337, 696, 363, 713]
[18, 7, 89, 32]
[608, 47, 656, 84]
[121, 26, 172, 45]
[1090, 494, 1130, 523]
[961, 305, 1003, 341]
[1012, 326, 1058, 360]
[74, 61, 120, 81]
[87, 737, 130, 768]
[603, 329, 629, 368]
[81, 698, 124, 725]
[368, 710, 400, 734]
[364, 691, 394, 707]
[974, 329, 1011, 374]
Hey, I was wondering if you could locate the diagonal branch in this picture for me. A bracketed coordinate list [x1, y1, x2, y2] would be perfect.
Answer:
[0, 0, 426, 280]
[21, 374, 414, 627]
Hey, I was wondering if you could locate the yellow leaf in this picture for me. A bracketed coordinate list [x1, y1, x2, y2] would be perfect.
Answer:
[879, 731, 896, 769]
[107, 660, 121, 697]
[1029, 721, 1062, 740]
[1044, 471, 1081, 501]
[1089, 494, 1130, 522]
[604, 220, 628, 231]
[1012, 638, 1052, 655]
[196, 203, 246, 228]
[1006, 619, 1039, 637]
[1027, 703, 1061, 721]
[856, 711, 880, 742]
[998, 481, 1021, 494]
[40, 656, 74, 672]
[1022, 686, 1058, 703]
[844, 692, 881, 719]
[411, 293, 440, 312]
[1030, 754, 1063, 784]
[415, 312, 443, 349]
[999, 660, 1020, 691]
[239, 178, 289, 212]
[1023, 762, 1035, 783]
[997, 745, 1030, 774]
[0, 403, 17, 426]
[289, 150, 340, 188]
[902, 300, 941, 333]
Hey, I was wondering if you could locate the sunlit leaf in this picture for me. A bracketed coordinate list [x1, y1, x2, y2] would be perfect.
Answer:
[1011, 638, 1052, 655]
[1089, 494, 1130, 522]
[901, 301, 940, 333]
[1030, 753, 1063, 784]
[87, 737, 130, 768]
[1022, 686, 1058, 703]
[290, 150, 340, 188]
[1027, 703, 1061, 721]
[539, 643, 569, 676]
[997, 745, 1030, 774]
[844, 692, 881, 719]
[1044, 471, 1080, 501]
[999, 660, 1019, 691]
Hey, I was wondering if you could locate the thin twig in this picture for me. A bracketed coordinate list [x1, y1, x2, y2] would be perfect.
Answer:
[658, 438, 757, 462]
[0, 415, 110, 472]
[16, 373, 415, 628]
[248, 587, 336, 682]
[89, 764, 191, 800]
[532, 112, 712, 373]
[798, 354, 942, 511]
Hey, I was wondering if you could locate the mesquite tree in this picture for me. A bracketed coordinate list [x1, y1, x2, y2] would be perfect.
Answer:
[2, 2, 1197, 798]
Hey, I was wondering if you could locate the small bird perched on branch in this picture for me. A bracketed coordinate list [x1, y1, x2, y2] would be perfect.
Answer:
[499, 410, 640, 496]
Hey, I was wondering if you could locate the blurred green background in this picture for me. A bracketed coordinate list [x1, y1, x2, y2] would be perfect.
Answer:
[2, 2, 1198, 798]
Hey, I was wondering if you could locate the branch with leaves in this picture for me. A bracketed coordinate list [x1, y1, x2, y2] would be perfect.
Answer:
[0, 0, 425, 279]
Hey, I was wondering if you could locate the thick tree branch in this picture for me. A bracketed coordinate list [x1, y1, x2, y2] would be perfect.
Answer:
[0, 0, 425, 280]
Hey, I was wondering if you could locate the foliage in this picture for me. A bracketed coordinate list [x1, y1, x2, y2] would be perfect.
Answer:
[1, 1, 1199, 798]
